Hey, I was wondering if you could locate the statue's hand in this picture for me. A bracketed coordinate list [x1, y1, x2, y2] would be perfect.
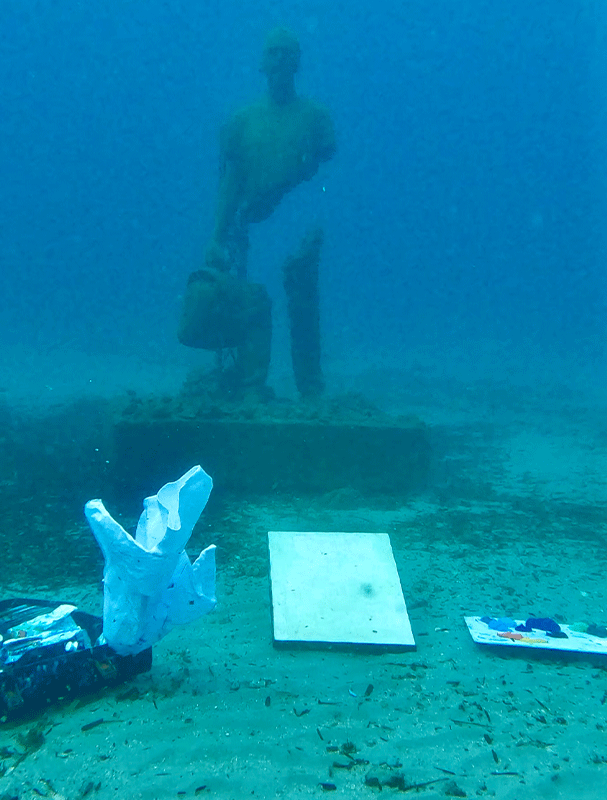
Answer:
[205, 240, 231, 273]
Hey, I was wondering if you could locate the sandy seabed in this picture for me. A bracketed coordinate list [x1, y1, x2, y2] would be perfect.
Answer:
[1, 345, 607, 800]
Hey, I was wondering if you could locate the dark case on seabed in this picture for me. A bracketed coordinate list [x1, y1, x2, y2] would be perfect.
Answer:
[0, 598, 152, 722]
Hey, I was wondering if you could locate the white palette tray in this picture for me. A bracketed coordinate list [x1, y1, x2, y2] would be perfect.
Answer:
[465, 616, 607, 655]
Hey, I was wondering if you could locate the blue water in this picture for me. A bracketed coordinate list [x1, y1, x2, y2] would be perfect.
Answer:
[2, 7, 607, 796]
[1, 0, 605, 391]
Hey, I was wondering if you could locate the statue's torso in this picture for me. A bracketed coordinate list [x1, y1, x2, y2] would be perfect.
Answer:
[224, 96, 334, 223]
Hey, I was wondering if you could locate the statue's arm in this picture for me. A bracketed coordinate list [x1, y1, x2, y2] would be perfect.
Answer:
[206, 115, 246, 270]
[299, 106, 336, 183]
[315, 107, 336, 163]
[213, 158, 244, 246]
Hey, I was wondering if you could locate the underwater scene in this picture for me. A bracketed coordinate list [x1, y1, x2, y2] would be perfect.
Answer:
[1, 1, 606, 798]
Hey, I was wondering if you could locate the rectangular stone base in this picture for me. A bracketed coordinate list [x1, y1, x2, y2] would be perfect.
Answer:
[111, 417, 430, 502]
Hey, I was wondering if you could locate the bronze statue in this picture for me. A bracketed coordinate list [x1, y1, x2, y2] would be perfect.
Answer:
[181, 27, 336, 399]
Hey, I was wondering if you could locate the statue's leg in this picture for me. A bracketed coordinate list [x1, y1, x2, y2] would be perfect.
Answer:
[283, 227, 325, 399]
[236, 283, 272, 394]
[215, 216, 259, 396]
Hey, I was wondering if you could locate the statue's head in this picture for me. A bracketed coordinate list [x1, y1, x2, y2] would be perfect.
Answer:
[260, 27, 301, 79]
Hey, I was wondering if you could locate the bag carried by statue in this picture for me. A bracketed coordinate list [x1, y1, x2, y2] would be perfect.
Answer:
[178, 268, 271, 351]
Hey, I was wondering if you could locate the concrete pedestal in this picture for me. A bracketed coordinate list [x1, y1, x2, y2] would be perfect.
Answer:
[112, 413, 431, 502]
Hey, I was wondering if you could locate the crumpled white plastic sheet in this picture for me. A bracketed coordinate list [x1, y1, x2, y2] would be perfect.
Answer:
[85, 465, 216, 656]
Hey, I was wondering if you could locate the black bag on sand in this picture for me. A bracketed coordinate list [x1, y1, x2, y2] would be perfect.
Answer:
[178, 268, 271, 351]
[0, 598, 151, 722]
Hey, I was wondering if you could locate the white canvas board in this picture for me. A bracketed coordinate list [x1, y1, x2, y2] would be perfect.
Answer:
[268, 531, 415, 648]
[465, 616, 607, 655]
